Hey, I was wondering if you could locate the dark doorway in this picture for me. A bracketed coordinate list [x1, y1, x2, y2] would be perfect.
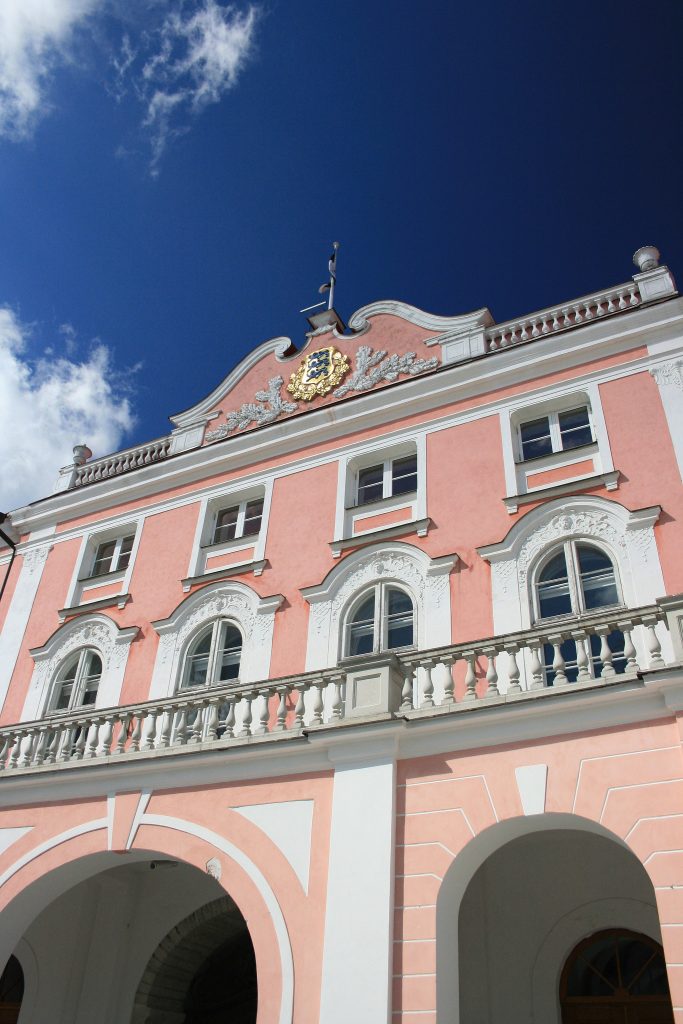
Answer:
[561, 929, 674, 1023]
[0, 956, 24, 1024]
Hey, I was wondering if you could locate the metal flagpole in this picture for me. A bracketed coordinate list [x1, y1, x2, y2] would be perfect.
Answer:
[327, 241, 339, 310]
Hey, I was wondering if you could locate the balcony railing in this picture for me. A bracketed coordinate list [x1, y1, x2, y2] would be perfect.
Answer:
[485, 282, 641, 352]
[1, 600, 679, 774]
[73, 437, 172, 487]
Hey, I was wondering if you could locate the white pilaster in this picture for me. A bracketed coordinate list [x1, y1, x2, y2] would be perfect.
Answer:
[0, 532, 53, 714]
[319, 736, 397, 1024]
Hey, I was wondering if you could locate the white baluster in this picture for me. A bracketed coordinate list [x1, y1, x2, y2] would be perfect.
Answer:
[484, 649, 499, 696]
[97, 716, 114, 757]
[442, 656, 455, 705]
[275, 688, 288, 731]
[329, 673, 344, 721]
[421, 661, 435, 708]
[644, 619, 665, 669]
[189, 702, 204, 743]
[0, 733, 13, 769]
[72, 723, 88, 760]
[8, 733, 23, 769]
[129, 714, 142, 752]
[463, 653, 477, 701]
[549, 636, 567, 685]
[141, 710, 158, 750]
[401, 668, 414, 711]
[596, 628, 615, 678]
[239, 693, 253, 737]
[530, 643, 544, 689]
[205, 699, 220, 741]
[311, 680, 324, 726]
[619, 623, 639, 674]
[224, 698, 236, 738]
[294, 685, 306, 729]
[573, 633, 591, 683]
[44, 729, 59, 765]
[506, 646, 522, 694]
[174, 706, 189, 745]
[85, 719, 100, 758]
[31, 729, 48, 767]
[255, 690, 271, 735]
[157, 709, 173, 748]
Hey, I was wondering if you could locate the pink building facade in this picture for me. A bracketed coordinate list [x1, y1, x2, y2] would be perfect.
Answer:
[1, 246, 683, 1022]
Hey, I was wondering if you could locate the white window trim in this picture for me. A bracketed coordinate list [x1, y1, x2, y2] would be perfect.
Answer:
[149, 580, 282, 700]
[48, 648, 102, 713]
[187, 480, 273, 582]
[342, 582, 416, 661]
[517, 406, 593, 463]
[531, 538, 624, 625]
[23, 614, 138, 722]
[179, 619, 243, 691]
[334, 434, 427, 547]
[302, 541, 455, 671]
[64, 520, 143, 611]
[499, 384, 616, 512]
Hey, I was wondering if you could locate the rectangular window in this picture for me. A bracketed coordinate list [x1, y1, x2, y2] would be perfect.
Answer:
[90, 534, 134, 577]
[212, 498, 264, 545]
[355, 454, 418, 506]
[519, 406, 592, 462]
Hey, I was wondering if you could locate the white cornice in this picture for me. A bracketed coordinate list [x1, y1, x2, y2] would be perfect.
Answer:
[169, 335, 298, 428]
[347, 300, 493, 333]
[9, 298, 683, 535]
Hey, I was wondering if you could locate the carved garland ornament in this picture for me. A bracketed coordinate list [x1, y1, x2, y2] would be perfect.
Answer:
[516, 510, 625, 586]
[204, 345, 438, 441]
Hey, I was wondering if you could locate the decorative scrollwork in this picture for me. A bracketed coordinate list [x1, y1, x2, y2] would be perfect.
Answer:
[333, 346, 438, 398]
[205, 377, 298, 442]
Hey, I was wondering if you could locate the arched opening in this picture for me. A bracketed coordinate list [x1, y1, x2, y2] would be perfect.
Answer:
[0, 955, 23, 1024]
[560, 928, 673, 1022]
[0, 851, 259, 1024]
[436, 816, 674, 1024]
[134, 895, 257, 1024]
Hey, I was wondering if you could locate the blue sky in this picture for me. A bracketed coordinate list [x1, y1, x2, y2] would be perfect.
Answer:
[1, 0, 682, 510]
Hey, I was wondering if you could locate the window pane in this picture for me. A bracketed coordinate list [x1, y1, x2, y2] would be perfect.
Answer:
[577, 544, 619, 609]
[391, 456, 417, 496]
[214, 506, 239, 543]
[348, 593, 376, 656]
[183, 629, 213, 688]
[537, 551, 572, 618]
[217, 624, 242, 682]
[242, 499, 264, 537]
[357, 465, 384, 504]
[386, 587, 414, 649]
[117, 534, 135, 571]
[520, 417, 552, 460]
[91, 540, 116, 576]
[81, 652, 102, 706]
[559, 407, 592, 450]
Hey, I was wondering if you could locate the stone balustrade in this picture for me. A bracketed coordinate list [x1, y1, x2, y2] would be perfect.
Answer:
[485, 282, 641, 352]
[0, 600, 679, 774]
[74, 437, 171, 487]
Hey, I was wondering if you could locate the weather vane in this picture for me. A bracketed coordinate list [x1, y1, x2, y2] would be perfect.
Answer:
[300, 242, 340, 316]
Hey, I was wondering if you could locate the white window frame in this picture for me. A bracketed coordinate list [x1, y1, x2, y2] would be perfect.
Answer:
[342, 582, 416, 660]
[187, 481, 273, 585]
[48, 648, 103, 714]
[334, 435, 427, 549]
[500, 384, 616, 512]
[517, 406, 593, 463]
[64, 521, 142, 612]
[179, 619, 243, 691]
[354, 454, 418, 507]
[89, 534, 135, 578]
[531, 540, 623, 625]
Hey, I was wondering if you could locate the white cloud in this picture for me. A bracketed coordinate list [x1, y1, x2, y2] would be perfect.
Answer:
[0, 0, 99, 139]
[142, 1, 259, 173]
[0, 1, 261, 170]
[0, 308, 136, 511]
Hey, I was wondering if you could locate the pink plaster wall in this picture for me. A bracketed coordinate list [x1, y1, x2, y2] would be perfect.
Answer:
[353, 506, 413, 534]
[393, 717, 683, 1021]
[526, 457, 595, 488]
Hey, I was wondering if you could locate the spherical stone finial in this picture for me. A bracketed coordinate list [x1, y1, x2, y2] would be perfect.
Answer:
[72, 444, 92, 466]
[633, 246, 660, 272]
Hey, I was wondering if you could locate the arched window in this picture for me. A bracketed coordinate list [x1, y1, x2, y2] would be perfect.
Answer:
[181, 621, 242, 690]
[50, 650, 102, 712]
[535, 542, 625, 684]
[344, 584, 414, 658]
[560, 929, 673, 1022]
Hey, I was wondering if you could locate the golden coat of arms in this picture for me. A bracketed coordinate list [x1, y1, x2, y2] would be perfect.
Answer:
[287, 346, 350, 401]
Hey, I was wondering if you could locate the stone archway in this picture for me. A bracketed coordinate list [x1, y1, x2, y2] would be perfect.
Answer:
[132, 895, 257, 1024]
[436, 814, 670, 1024]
